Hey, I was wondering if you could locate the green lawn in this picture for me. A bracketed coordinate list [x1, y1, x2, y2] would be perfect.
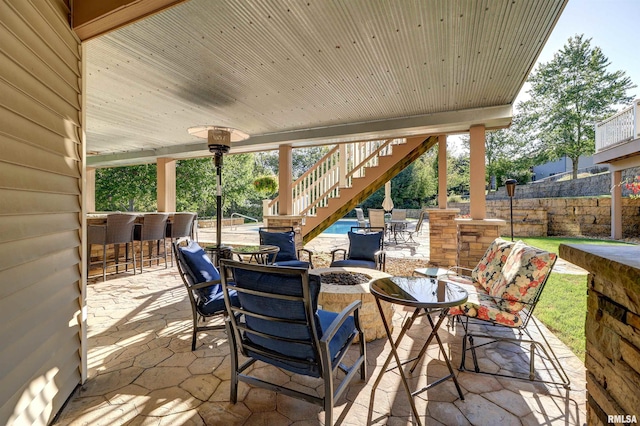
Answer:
[509, 237, 636, 362]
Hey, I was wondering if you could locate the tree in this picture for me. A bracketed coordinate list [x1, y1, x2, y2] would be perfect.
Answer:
[96, 164, 157, 211]
[176, 158, 217, 216]
[520, 34, 635, 179]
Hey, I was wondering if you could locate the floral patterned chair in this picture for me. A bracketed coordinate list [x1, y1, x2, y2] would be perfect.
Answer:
[445, 238, 570, 388]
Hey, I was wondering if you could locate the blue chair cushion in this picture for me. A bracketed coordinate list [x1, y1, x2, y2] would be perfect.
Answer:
[347, 231, 381, 261]
[259, 230, 298, 262]
[274, 259, 311, 269]
[198, 289, 239, 316]
[330, 259, 377, 270]
[231, 267, 334, 376]
[318, 309, 356, 363]
[178, 241, 223, 304]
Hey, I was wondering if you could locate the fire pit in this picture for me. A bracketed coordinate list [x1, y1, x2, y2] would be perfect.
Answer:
[310, 267, 394, 341]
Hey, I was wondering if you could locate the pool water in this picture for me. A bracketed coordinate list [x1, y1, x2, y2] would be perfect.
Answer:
[322, 219, 360, 234]
[248, 219, 360, 235]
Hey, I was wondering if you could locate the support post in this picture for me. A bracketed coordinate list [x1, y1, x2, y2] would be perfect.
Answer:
[279, 145, 293, 215]
[611, 170, 622, 239]
[157, 157, 176, 212]
[86, 167, 96, 213]
[438, 134, 448, 209]
[469, 125, 486, 220]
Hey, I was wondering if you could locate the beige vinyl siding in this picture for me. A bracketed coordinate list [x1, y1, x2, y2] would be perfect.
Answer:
[0, 0, 83, 424]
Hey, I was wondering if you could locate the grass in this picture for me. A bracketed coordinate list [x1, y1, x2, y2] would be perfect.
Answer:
[507, 237, 636, 362]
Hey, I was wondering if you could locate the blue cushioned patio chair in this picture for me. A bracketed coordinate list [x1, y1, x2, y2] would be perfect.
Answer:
[220, 260, 366, 425]
[258, 226, 314, 268]
[330, 227, 386, 271]
[173, 240, 239, 350]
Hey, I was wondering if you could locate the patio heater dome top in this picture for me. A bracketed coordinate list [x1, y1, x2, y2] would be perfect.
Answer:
[188, 125, 250, 154]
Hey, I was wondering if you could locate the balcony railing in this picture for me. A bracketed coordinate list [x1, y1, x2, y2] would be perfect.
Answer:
[595, 99, 640, 152]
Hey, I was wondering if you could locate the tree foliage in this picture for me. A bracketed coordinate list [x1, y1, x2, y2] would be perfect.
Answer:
[519, 34, 635, 179]
[95, 164, 157, 212]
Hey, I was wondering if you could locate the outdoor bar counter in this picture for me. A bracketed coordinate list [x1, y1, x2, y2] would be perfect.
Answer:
[559, 243, 640, 426]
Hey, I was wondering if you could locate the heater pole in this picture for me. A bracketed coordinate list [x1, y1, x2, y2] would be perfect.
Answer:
[214, 152, 223, 249]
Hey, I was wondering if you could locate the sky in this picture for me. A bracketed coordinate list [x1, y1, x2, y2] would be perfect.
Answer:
[516, 0, 640, 104]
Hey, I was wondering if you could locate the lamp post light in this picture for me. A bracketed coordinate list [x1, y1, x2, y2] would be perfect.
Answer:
[188, 126, 249, 265]
[505, 179, 517, 242]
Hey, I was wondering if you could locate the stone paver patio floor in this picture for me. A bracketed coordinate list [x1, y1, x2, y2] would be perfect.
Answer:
[53, 262, 586, 426]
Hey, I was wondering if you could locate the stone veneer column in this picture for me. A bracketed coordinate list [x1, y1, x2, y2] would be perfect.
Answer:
[559, 244, 640, 426]
[426, 209, 459, 267]
[263, 215, 304, 249]
[455, 218, 506, 269]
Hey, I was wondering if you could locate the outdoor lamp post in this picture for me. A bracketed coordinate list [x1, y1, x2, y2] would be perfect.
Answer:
[505, 179, 517, 241]
[188, 126, 249, 265]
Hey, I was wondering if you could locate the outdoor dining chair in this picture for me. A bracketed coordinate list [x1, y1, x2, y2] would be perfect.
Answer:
[258, 226, 315, 268]
[368, 209, 386, 229]
[355, 207, 368, 228]
[330, 227, 386, 271]
[403, 209, 427, 242]
[219, 260, 366, 425]
[173, 239, 239, 351]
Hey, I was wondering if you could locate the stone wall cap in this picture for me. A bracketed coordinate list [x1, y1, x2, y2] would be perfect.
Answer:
[426, 208, 461, 213]
[454, 218, 507, 226]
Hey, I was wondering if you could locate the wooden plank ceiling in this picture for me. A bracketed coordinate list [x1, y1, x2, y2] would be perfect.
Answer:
[76, 0, 568, 167]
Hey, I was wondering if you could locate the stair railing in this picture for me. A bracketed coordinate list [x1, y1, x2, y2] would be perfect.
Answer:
[264, 138, 405, 217]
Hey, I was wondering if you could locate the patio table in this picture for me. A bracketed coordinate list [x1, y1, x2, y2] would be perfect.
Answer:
[369, 276, 468, 426]
[231, 244, 279, 265]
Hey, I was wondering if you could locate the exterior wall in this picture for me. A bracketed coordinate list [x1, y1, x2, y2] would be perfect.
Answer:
[532, 154, 596, 181]
[450, 197, 640, 238]
[0, 1, 83, 425]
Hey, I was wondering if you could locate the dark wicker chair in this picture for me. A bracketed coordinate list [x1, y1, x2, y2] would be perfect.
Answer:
[166, 212, 197, 266]
[88, 213, 137, 281]
[220, 259, 366, 425]
[134, 213, 169, 272]
[173, 239, 239, 351]
[330, 227, 386, 271]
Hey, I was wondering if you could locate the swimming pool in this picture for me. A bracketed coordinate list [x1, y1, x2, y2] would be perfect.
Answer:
[322, 219, 360, 234]
[247, 219, 360, 235]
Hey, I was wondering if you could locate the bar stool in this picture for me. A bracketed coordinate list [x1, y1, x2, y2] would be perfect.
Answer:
[88, 213, 137, 281]
[165, 212, 197, 266]
[134, 213, 169, 272]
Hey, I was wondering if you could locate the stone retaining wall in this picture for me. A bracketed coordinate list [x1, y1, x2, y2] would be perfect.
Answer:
[486, 167, 640, 200]
[450, 197, 640, 238]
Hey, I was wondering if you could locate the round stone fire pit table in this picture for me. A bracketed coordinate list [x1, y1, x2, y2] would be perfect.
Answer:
[310, 267, 394, 342]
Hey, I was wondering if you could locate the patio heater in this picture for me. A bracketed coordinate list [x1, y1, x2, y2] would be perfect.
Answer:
[188, 126, 249, 265]
[505, 179, 517, 241]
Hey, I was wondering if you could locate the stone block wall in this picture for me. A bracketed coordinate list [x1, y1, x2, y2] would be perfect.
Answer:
[426, 209, 459, 266]
[561, 244, 640, 426]
[586, 271, 640, 425]
[450, 197, 640, 238]
[486, 167, 640, 200]
[455, 219, 506, 269]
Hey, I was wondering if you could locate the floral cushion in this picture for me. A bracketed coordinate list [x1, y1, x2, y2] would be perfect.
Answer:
[448, 281, 523, 327]
[471, 238, 515, 292]
[489, 241, 556, 313]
